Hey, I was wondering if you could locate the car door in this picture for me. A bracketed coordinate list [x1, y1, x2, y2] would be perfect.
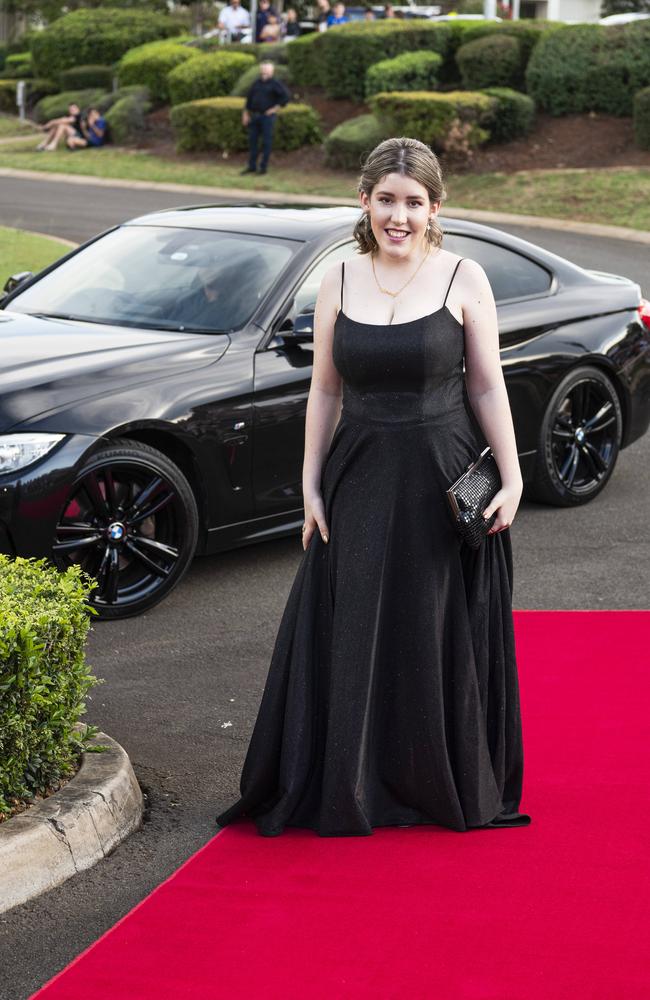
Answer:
[252, 240, 358, 517]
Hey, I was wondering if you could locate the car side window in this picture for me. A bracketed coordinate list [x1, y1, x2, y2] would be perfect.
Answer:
[291, 242, 360, 319]
[442, 235, 552, 302]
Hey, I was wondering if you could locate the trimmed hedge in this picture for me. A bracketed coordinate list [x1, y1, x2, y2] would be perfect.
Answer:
[368, 90, 492, 153]
[231, 61, 291, 97]
[456, 34, 523, 90]
[480, 86, 535, 142]
[453, 19, 557, 76]
[4, 52, 33, 79]
[170, 96, 321, 153]
[324, 113, 389, 170]
[285, 32, 322, 87]
[96, 85, 150, 114]
[168, 51, 256, 105]
[33, 88, 106, 124]
[314, 21, 455, 100]
[117, 37, 199, 104]
[105, 91, 152, 144]
[0, 555, 101, 820]
[0, 80, 17, 113]
[30, 8, 183, 78]
[26, 78, 60, 110]
[634, 86, 650, 150]
[365, 50, 442, 99]
[189, 38, 290, 65]
[59, 65, 115, 91]
[526, 21, 650, 116]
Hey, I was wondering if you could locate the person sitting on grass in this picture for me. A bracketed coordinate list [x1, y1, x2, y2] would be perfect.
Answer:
[36, 103, 83, 152]
[66, 108, 107, 150]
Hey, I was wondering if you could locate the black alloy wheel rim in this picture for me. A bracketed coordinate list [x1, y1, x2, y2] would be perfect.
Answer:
[53, 461, 184, 609]
[549, 377, 620, 496]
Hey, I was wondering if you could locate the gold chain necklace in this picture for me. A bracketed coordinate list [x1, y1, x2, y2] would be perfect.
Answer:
[371, 245, 431, 298]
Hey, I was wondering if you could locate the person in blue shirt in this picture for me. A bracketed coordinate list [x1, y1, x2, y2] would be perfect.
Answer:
[326, 1, 350, 25]
[66, 108, 107, 150]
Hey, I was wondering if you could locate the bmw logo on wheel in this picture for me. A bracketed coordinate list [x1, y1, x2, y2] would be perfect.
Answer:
[108, 522, 125, 542]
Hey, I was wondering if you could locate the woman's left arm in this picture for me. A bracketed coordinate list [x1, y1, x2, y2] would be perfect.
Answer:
[459, 258, 523, 534]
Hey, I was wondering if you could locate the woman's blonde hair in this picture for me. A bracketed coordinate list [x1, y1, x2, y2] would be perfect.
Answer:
[353, 136, 447, 255]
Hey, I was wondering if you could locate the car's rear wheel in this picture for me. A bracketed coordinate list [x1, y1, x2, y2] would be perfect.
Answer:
[52, 438, 199, 619]
[528, 366, 623, 506]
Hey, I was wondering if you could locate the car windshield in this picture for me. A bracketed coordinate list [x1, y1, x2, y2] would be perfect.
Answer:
[6, 225, 296, 333]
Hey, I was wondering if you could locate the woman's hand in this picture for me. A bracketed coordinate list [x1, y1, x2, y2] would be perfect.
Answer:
[302, 490, 329, 551]
[482, 481, 523, 535]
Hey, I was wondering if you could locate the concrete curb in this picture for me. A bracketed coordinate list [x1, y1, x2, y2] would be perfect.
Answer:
[0, 166, 649, 245]
[0, 730, 143, 914]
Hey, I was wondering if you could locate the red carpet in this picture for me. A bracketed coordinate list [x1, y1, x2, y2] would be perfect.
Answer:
[32, 611, 649, 1000]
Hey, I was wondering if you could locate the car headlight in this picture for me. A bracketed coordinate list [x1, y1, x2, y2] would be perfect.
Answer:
[0, 433, 66, 474]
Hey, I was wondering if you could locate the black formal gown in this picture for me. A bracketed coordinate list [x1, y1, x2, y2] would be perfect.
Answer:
[216, 257, 532, 837]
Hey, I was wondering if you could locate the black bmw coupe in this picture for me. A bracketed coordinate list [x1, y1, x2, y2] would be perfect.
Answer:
[1, 205, 649, 618]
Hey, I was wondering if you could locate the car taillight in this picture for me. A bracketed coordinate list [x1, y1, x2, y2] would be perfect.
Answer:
[638, 298, 650, 331]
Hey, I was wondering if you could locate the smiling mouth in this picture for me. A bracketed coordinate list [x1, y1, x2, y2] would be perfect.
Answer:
[386, 229, 410, 239]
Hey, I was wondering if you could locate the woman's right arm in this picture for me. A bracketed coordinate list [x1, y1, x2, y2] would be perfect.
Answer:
[301, 263, 343, 550]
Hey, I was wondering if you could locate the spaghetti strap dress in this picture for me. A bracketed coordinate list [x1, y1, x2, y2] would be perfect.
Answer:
[215, 256, 532, 836]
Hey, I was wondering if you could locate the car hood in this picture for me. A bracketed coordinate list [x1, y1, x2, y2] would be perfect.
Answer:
[0, 311, 229, 432]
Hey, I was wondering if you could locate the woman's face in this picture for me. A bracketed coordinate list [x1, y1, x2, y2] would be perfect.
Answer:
[360, 172, 439, 257]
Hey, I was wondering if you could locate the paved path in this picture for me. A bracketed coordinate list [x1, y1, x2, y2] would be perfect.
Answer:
[0, 173, 648, 1000]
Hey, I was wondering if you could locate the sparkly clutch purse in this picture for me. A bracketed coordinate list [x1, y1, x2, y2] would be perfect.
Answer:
[446, 446, 501, 549]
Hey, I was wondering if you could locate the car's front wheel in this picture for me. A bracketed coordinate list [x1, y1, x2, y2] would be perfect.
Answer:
[528, 365, 623, 506]
[52, 438, 199, 619]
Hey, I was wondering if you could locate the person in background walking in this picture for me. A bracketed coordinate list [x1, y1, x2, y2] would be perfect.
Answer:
[326, 1, 350, 26]
[218, 0, 251, 42]
[241, 60, 291, 175]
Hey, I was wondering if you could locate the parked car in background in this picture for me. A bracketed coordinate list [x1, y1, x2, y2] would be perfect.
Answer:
[1, 205, 648, 619]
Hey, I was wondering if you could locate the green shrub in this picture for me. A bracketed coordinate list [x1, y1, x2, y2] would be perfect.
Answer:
[168, 51, 256, 105]
[633, 86, 650, 150]
[285, 32, 323, 87]
[30, 8, 183, 78]
[59, 65, 115, 91]
[4, 52, 33, 79]
[105, 91, 152, 143]
[368, 89, 492, 153]
[526, 21, 650, 116]
[0, 555, 101, 820]
[313, 20, 455, 100]
[480, 86, 535, 142]
[96, 85, 150, 114]
[33, 88, 106, 124]
[26, 78, 60, 110]
[0, 80, 17, 113]
[231, 61, 292, 97]
[117, 37, 199, 104]
[452, 19, 557, 73]
[324, 113, 389, 169]
[365, 50, 442, 99]
[456, 34, 523, 90]
[171, 96, 321, 152]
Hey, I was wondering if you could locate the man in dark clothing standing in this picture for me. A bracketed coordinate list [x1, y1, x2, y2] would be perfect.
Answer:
[241, 61, 291, 175]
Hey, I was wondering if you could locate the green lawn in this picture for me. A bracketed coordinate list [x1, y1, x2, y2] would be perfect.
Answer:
[0, 139, 649, 231]
[0, 225, 71, 284]
[0, 115, 39, 139]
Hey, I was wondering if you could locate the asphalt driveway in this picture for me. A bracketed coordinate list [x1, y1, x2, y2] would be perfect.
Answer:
[0, 176, 648, 1000]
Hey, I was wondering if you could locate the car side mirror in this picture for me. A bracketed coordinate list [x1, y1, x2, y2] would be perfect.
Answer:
[3, 271, 33, 295]
[278, 311, 314, 343]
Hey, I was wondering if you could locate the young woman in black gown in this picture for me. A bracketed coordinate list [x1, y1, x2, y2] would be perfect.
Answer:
[215, 136, 532, 837]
